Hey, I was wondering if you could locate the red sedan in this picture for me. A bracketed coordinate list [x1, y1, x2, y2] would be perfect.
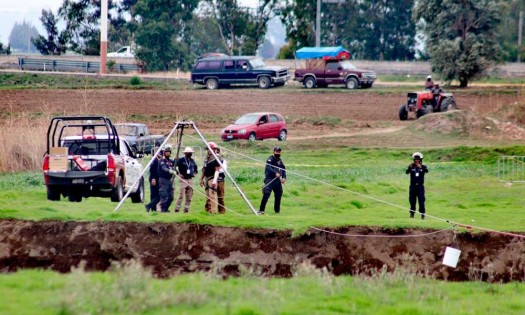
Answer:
[221, 112, 287, 141]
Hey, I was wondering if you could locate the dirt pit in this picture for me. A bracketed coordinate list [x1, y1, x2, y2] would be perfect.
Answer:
[1, 220, 524, 282]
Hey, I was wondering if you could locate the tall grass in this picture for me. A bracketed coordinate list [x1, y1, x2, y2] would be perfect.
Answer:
[0, 113, 50, 173]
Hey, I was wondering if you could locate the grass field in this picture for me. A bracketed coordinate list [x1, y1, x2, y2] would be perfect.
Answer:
[1, 144, 525, 234]
[1, 263, 524, 315]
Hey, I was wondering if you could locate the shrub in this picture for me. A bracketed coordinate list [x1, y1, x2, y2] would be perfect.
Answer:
[130, 76, 142, 86]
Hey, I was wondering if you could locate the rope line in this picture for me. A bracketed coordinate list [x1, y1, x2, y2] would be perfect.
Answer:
[184, 135, 525, 239]
[310, 226, 453, 238]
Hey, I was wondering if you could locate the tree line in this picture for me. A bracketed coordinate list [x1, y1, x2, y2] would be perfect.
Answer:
[3, 0, 524, 86]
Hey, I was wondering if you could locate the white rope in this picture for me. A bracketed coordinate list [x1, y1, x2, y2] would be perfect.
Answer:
[185, 135, 525, 239]
[310, 226, 453, 238]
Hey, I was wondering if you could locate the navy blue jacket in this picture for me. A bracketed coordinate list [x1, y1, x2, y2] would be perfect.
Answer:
[406, 163, 428, 185]
[149, 156, 161, 182]
[176, 157, 198, 179]
[264, 155, 286, 181]
[159, 157, 175, 180]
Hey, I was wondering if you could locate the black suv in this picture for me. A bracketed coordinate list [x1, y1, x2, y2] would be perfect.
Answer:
[190, 56, 290, 89]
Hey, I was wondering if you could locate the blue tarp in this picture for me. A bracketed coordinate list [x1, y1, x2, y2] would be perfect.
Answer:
[295, 46, 347, 59]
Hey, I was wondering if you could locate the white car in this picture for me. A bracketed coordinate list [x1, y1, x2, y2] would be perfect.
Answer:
[107, 46, 134, 58]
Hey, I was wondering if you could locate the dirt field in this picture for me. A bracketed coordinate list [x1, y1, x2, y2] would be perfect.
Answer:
[0, 88, 519, 127]
[1, 87, 524, 281]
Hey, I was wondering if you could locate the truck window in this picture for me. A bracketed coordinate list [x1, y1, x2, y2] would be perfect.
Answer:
[195, 61, 221, 70]
[224, 60, 235, 70]
[326, 62, 340, 70]
[63, 140, 111, 155]
[236, 60, 249, 70]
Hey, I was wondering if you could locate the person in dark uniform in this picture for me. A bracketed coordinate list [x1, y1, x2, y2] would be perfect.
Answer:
[145, 148, 163, 212]
[158, 145, 176, 212]
[174, 146, 198, 213]
[258, 146, 286, 214]
[406, 152, 428, 219]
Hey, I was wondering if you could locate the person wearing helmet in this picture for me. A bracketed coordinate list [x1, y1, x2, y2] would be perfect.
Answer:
[174, 146, 198, 213]
[424, 75, 434, 90]
[200, 142, 221, 214]
[145, 147, 163, 212]
[406, 152, 429, 219]
[216, 146, 228, 214]
[258, 146, 287, 215]
[158, 144, 176, 212]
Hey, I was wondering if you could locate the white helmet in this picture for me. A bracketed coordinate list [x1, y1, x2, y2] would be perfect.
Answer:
[163, 144, 172, 152]
[412, 152, 423, 159]
[427, 75, 432, 79]
[183, 146, 194, 153]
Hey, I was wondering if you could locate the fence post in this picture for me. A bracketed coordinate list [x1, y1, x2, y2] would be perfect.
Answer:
[52, 60, 56, 72]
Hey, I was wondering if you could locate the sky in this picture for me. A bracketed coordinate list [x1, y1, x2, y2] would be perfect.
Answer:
[0, 0, 266, 46]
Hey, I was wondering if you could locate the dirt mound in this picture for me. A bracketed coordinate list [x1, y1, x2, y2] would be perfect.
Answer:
[1, 219, 524, 282]
[414, 110, 525, 140]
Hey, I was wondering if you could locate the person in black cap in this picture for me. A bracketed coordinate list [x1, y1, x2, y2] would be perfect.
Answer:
[406, 151, 428, 219]
[258, 146, 286, 214]
[145, 148, 163, 212]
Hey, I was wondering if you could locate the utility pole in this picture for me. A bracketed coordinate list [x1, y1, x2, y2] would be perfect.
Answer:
[518, 11, 523, 63]
[100, 0, 108, 74]
[315, 0, 321, 47]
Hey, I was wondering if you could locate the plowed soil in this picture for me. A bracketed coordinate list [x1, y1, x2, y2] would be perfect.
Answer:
[0, 89, 518, 126]
[1, 87, 524, 281]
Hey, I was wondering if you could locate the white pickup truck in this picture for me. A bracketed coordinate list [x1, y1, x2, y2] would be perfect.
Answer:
[107, 46, 135, 58]
[42, 116, 144, 203]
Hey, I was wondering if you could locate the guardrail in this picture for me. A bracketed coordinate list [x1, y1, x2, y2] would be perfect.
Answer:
[17, 57, 139, 73]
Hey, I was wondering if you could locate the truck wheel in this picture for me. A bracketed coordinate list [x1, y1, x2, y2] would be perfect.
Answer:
[345, 77, 358, 89]
[278, 130, 287, 141]
[258, 76, 271, 89]
[47, 186, 60, 201]
[441, 97, 457, 112]
[304, 77, 316, 89]
[68, 192, 82, 202]
[111, 175, 124, 202]
[399, 105, 408, 121]
[206, 78, 219, 90]
[131, 177, 145, 203]
[248, 132, 256, 142]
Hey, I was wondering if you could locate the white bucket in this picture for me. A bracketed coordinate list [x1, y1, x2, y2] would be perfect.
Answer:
[442, 246, 461, 268]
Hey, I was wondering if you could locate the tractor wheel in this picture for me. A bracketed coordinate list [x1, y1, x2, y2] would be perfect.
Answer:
[304, 77, 316, 89]
[424, 105, 434, 115]
[441, 97, 457, 112]
[345, 77, 358, 89]
[399, 105, 408, 121]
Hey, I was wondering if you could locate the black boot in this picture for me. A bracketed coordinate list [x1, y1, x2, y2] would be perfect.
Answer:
[409, 210, 415, 218]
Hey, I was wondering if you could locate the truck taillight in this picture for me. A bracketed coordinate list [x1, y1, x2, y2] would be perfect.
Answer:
[107, 153, 116, 185]
[43, 155, 50, 184]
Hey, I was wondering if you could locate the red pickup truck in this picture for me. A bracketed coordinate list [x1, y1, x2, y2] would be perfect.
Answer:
[294, 46, 376, 89]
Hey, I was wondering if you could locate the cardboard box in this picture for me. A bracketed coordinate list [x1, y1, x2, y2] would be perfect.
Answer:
[49, 147, 68, 172]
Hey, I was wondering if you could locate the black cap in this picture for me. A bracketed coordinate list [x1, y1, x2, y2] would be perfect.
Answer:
[273, 146, 281, 152]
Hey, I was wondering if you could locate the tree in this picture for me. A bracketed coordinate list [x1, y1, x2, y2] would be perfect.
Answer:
[0, 40, 11, 55]
[495, 0, 523, 62]
[134, 0, 199, 71]
[32, 9, 68, 55]
[8, 21, 40, 53]
[414, 0, 505, 87]
[280, 0, 415, 60]
[58, 0, 104, 55]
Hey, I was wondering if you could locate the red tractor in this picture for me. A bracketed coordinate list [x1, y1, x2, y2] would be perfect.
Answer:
[399, 91, 457, 120]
